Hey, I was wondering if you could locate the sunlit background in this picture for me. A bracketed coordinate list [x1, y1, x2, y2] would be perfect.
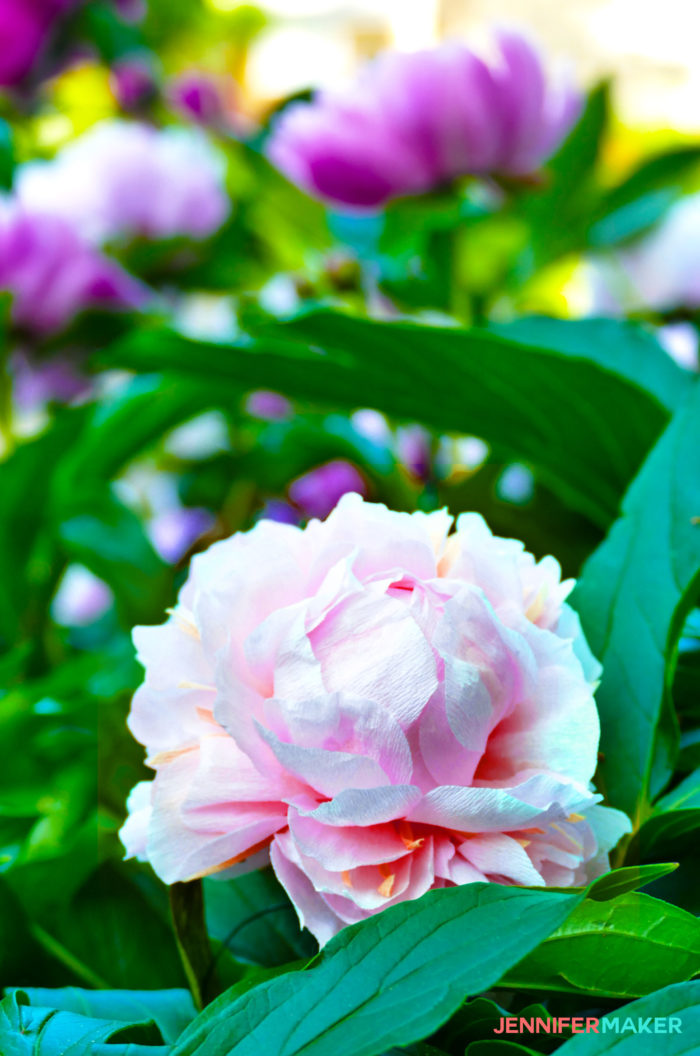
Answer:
[228, 0, 700, 133]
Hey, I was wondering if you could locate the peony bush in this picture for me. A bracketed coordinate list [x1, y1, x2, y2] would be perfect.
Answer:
[1, 4, 699, 1055]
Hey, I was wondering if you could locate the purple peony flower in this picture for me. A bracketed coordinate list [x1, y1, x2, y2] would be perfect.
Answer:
[268, 29, 581, 210]
[289, 460, 367, 520]
[0, 0, 77, 87]
[169, 71, 226, 126]
[16, 119, 230, 244]
[0, 202, 147, 333]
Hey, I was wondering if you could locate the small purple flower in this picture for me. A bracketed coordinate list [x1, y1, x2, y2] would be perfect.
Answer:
[0, 203, 147, 334]
[268, 29, 580, 210]
[257, 499, 300, 526]
[288, 460, 367, 520]
[52, 564, 113, 627]
[245, 390, 292, 421]
[169, 71, 226, 126]
[11, 350, 90, 412]
[149, 506, 214, 564]
[111, 56, 157, 111]
[396, 424, 432, 481]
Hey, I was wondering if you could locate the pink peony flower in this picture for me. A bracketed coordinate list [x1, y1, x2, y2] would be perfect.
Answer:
[121, 494, 629, 945]
[0, 202, 146, 333]
[267, 29, 581, 210]
[15, 120, 230, 244]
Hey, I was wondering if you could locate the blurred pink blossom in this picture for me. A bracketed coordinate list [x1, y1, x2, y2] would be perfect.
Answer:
[0, 202, 146, 333]
[268, 30, 580, 210]
[16, 119, 230, 244]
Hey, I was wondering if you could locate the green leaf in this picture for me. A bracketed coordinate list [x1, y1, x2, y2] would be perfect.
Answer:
[585, 863, 679, 901]
[7, 990, 196, 1044]
[0, 411, 87, 647]
[433, 997, 509, 1052]
[552, 981, 700, 1054]
[655, 769, 700, 812]
[0, 990, 163, 1056]
[631, 771, 700, 859]
[517, 83, 609, 269]
[571, 380, 700, 822]
[106, 312, 677, 527]
[204, 868, 316, 967]
[57, 495, 172, 625]
[502, 892, 700, 999]
[488, 317, 691, 416]
[591, 146, 700, 244]
[171, 884, 582, 1056]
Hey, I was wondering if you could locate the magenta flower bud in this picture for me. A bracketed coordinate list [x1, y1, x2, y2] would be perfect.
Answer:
[169, 71, 225, 126]
[268, 29, 581, 210]
[245, 389, 292, 421]
[0, 203, 147, 334]
[288, 460, 367, 520]
[111, 56, 157, 111]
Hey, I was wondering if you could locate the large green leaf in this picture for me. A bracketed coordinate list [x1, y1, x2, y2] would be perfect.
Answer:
[0, 990, 163, 1056]
[502, 892, 700, 998]
[488, 317, 691, 416]
[571, 380, 700, 822]
[7, 989, 196, 1044]
[171, 884, 582, 1056]
[553, 981, 700, 1054]
[631, 770, 700, 859]
[106, 311, 677, 527]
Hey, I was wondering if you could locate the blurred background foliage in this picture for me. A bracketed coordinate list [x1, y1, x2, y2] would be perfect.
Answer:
[0, 0, 699, 1019]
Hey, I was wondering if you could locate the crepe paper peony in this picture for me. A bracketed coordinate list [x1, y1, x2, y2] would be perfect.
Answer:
[0, 203, 146, 333]
[121, 494, 629, 945]
[0, 0, 77, 87]
[267, 29, 581, 211]
[15, 120, 230, 245]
